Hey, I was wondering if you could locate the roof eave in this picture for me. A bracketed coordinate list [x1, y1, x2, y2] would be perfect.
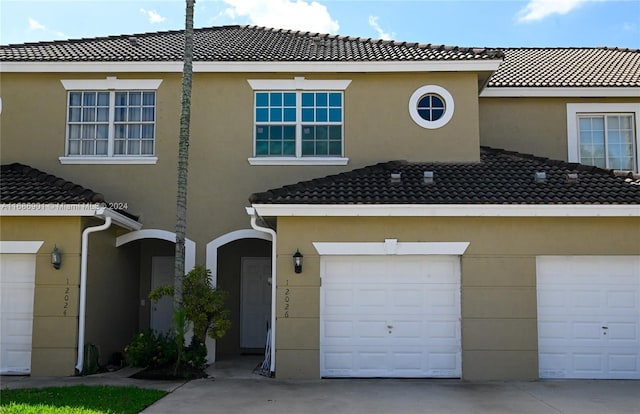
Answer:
[0, 59, 503, 73]
[480, 87, 640, 98]
[251, 203, 640, 218]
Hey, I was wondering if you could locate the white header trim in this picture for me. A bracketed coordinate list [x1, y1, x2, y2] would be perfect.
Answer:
[116, 229, 196, 272]
[481, 87, 640, 98]
[0, 241, 44, 254]
[252, 204, 640, 217]
[2, 60, 502, 74]
[61, 77, 162, 90]
[566, 103, 640, 169]
[248, 157, 349, 166]
[59, 156, 158, 165]
[248, 77, 351, 91]
[313, 239, 470, 255]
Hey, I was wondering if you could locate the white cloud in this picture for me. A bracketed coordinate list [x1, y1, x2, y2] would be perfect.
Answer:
[219, 0, 339, 34]
[368, 16, 394, 40]
[140, 8, 166, 24]
[517, 0, 590, 23]
[28, 17, 46, 32]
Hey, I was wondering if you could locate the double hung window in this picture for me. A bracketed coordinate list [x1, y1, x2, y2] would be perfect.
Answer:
[248, 77, 351, 165]
[567, 104, 640, 172]
[60, 77, 162, 164]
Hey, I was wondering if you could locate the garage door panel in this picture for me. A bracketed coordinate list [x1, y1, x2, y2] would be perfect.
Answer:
[1, 253, 36, 375]
[537, 256, 640, 379]
[321, 255, 461, 378]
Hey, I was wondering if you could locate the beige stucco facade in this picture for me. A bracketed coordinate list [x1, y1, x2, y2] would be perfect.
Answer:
[479, 96, 640, 161]
[0, 71, 481, 263]
[272, 216, 640, 380]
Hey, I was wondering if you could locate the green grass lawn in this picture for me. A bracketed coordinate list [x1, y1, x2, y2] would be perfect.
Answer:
[0, 385, 166, 414]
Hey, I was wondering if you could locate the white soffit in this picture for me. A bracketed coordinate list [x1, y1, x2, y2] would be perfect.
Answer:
[480, 87, 640, 98]
[252, 204, 640, 217]
[1, 60, 502, 73]
[0, 241, 44, 254]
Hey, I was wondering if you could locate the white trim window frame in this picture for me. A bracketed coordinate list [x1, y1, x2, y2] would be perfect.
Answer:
[59, 77, 162, 165]
[247, 77, 351, 166]
[408, 85, 455, 129]
[567, 103, 640, 172]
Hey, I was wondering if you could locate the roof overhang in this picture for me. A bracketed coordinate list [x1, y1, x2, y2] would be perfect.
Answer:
[0, 59, 502, 73]
[251, 204, 640, 218]
[0, 204, 142, 230]
[480, 87, 640, 98]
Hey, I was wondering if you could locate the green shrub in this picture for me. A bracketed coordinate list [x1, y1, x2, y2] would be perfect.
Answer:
[183, 336, 208, 371]
[124, 330, 177, 368]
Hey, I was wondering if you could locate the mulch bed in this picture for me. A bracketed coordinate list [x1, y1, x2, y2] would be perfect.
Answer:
[130, 363, 207, 380]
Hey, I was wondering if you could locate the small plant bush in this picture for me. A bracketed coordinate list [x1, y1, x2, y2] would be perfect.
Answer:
[124, 330, 177, 368]
[183, 336, 208, 371]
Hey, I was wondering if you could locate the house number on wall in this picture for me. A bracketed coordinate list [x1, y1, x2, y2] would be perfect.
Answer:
[63, 278, 70, 316]
[283, 279, 290, 318]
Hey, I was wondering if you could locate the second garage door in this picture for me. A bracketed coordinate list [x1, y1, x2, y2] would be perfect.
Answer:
[320, 255, 461, 378]
[537, 256, 640, 379]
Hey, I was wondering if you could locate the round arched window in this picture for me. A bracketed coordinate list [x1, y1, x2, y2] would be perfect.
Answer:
[408, 85, 454, 129]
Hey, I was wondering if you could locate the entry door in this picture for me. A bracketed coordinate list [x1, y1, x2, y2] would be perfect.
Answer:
[240, 257, 272, 349]
[537, 256, 640, 379]
[0, 253, 36, 374]
[320, 255, 461, 378]
[151, 256, 175, 333]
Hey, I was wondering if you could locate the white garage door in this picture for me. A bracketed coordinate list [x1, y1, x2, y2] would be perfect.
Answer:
[320, 255, 461, 378]
[0, 253, 36, 375]
[537, 256, 640, 379]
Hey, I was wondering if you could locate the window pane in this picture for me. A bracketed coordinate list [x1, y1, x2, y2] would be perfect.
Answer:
[283, 141, 296, 156]
[256, 141, 269, 155]
[302, 126, 314, 140]
[316, 126, 328, 140]
[302, 93, 314, 107]
[316, 108, 327, 122]
[315, 140, 328, 155]
[302, 141, 314, 156]
[69, 92, 82, 106]
[68, 140, 80, 155]
[142, 107, 155, 122]
[128, 125, 141, 139]
[128, 140, 140, 155]
[329, 126, 342, 139]
[115, 124, 126, 138]
[256, 108, 269, 122]
[270, 108, 282, 122]
[316, 93, 328, 107]
[141, 140, 154, 155]
[270, 126, 283, 140]
[97, 125, 109, 139]
[69, 108, 81, 122]
[270, 93, 282, 106]
[83, 93, 96, 106]
[69, 125, 81, 139]
[302, 108, 314, 122]
[128, 107, 141, 122]
[96, 108, 109, 122]
[256, 93, 268, 107]
[329, 141, 342, 156]
[129, 92, 142, 106]
[256, 125, 268, 140]
[283, 108, 296, 122]
[269, 141, 282, 155]
[329, 108, 342, 122]
[283, 126, 296, 139]
[97, 92, 110, 106]
[115, 107, 127, 122]
[283, 93, 296, 106]
[114, 140, 126, 155]
[142, 92, 155, 105]
[329, 93, 342, 107]
[82, 125, 96, 139]
[83, 108, 96, 122]
[82, 140, 95, 155]
[142, 124, 154, 138]
[115, 92, 127, 106]
[96, 140, 108, 155]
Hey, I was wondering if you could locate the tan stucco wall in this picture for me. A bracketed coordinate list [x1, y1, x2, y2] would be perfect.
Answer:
[85, 219, 140, 367]
[0, 216, 83, 376]
[479, 96, 640, 160]
[1, 71, 480, 264]
[273, 216, 640, 380]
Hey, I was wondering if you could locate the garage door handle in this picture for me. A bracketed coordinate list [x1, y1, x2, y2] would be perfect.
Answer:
[387, 325, 393, 329]
[602, 326, 608, 329]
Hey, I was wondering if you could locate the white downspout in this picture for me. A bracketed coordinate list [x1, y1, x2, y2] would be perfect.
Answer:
[75, 215, 112, 373]
[246, 207, 277, 375]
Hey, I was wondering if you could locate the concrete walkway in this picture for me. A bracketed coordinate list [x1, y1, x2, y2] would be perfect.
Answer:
[3, 359, 639, 414]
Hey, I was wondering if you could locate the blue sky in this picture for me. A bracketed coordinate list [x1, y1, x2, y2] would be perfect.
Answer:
[1, 0, 639, 48]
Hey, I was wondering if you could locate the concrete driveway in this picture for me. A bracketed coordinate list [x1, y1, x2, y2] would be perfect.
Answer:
[141, 376, 640, 414]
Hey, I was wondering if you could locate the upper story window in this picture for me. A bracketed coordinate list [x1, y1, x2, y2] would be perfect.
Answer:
[567, 104, 640, 172]
[247, 77, 351, 166]
[409, 85, 454, 129]
[59, 77, 162, 165]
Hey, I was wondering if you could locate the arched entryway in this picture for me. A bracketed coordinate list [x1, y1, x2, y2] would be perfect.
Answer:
[206, 230, 272, 359]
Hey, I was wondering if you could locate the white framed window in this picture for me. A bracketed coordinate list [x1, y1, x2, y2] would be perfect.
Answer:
[247, 77, 351, 166]
[59, 77, 162, 165]
[567, 103, 640, 172]
[408, 85, 455, 129]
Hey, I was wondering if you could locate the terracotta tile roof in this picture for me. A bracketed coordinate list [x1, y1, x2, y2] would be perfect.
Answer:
[0, 25, 501, 62]
[249, 147, 640, 205]
[487, 47, 640, 88]
[1, 163, 105, 204]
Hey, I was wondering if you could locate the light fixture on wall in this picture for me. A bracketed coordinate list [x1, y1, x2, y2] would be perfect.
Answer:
[51, 245, 62, 270]
[293, 249, 303, 274]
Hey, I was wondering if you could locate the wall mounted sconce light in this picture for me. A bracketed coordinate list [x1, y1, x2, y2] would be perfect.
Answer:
[51, 245, 62, 270]
[293, 249, 303, 274]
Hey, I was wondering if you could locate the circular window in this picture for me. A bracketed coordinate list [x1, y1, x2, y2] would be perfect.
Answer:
[408, 85, 454, 129]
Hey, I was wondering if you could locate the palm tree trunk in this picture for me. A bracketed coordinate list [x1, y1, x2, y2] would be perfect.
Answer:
[175, 0, 195, 310]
